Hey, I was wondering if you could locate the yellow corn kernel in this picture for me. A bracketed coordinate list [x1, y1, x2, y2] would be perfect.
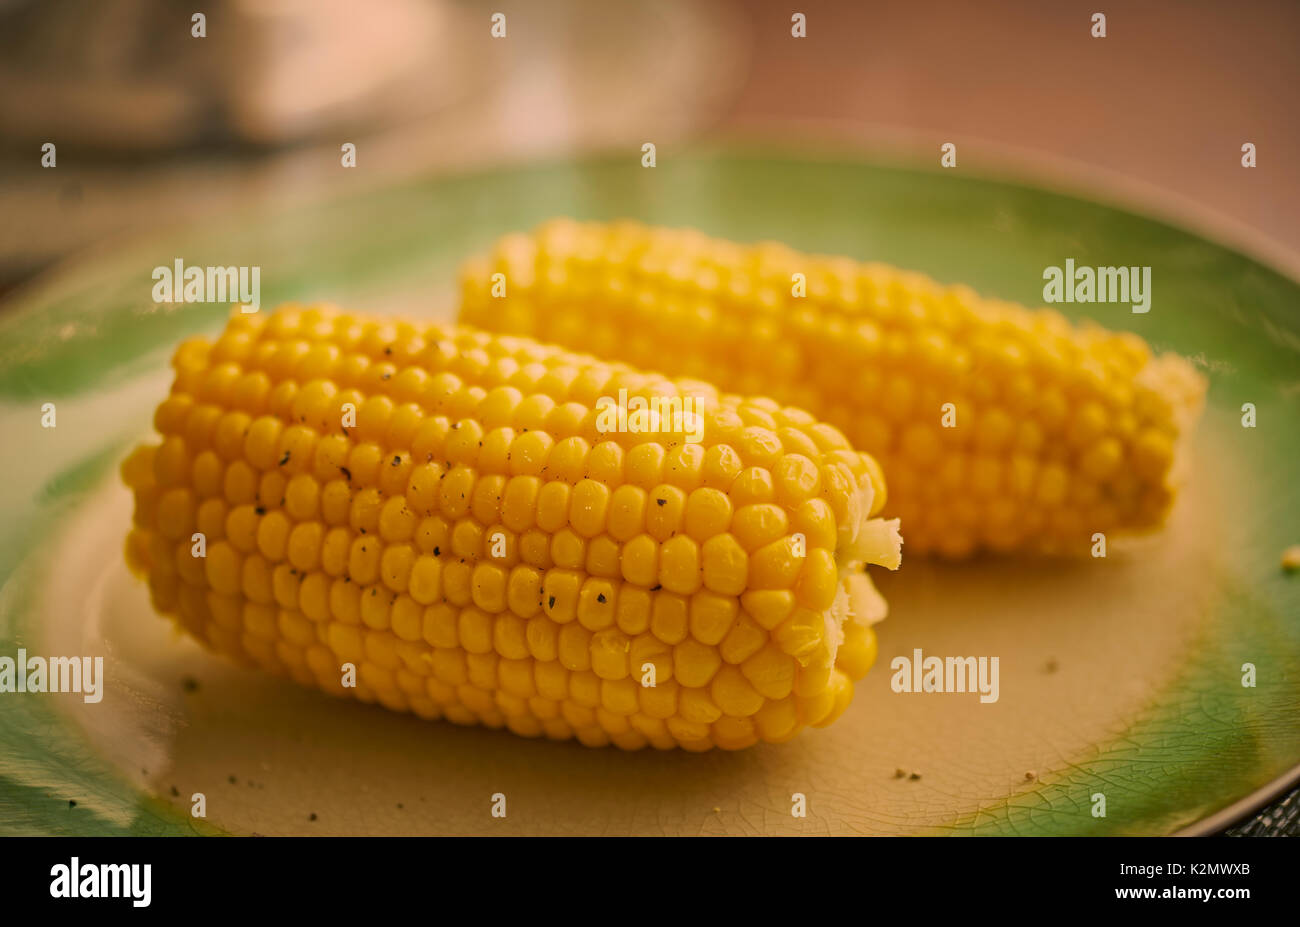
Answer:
[461, 220, 1207, 556]
[124, 304, 900, 750]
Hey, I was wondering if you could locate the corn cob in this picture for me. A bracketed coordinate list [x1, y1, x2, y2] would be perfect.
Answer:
[122, 305, 902, 750]
[460, 220, 1206, 557]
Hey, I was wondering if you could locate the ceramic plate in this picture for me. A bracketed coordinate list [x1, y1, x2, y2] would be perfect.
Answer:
[2, 149, 1298, 835]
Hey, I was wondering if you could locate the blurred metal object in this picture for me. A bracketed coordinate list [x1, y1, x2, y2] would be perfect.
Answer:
[0, 0, 465, 150]
[0, 0, 749, 281]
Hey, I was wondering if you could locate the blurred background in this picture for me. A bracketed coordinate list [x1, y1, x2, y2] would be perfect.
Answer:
[1, 0, 1297, 294]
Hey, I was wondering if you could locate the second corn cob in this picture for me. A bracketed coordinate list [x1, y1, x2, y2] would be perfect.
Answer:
[460, 220, 1207, 557]
[123, 305, 902, 750]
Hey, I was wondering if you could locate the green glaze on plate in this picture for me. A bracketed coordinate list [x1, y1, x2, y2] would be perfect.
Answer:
[1, 148, 1297, 836]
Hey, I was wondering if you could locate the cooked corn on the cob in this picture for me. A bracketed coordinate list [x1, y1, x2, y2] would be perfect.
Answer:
[460, 220, 1207, 557]
[123, 305, 902, 750]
